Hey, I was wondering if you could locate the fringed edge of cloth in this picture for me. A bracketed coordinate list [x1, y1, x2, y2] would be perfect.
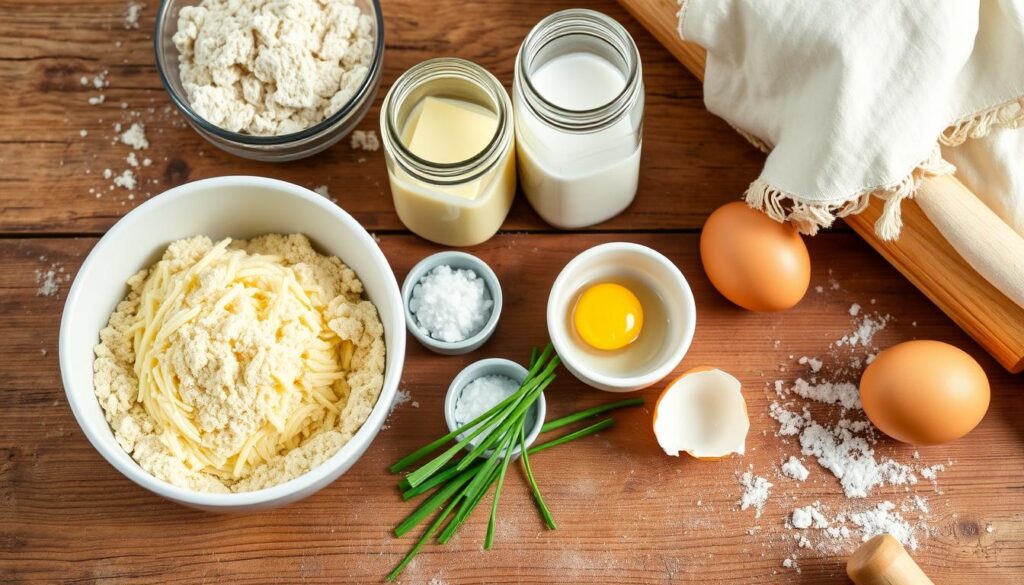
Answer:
[746, 146, 954, 241]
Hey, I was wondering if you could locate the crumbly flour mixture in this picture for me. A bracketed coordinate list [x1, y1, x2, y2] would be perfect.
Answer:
[93, 234, 385, 492]
[173, 0, 374, 135]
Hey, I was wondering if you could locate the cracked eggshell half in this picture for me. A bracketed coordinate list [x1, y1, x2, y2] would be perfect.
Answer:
[653, 367, 749, 459]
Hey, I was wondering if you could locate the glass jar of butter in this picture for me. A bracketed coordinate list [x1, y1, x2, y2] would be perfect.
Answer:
[514, 9, 644, 229]
[380, 58, 516, 247]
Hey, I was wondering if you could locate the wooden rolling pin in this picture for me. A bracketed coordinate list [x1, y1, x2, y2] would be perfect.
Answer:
[618, 0, 1024, 372]
[847, 535, 935, 585]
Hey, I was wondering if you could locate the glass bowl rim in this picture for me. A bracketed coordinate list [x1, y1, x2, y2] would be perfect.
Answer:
[153, 0, 385, 146]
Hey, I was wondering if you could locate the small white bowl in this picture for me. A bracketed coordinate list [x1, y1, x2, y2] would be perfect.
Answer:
[402, 251, 502, 355]
[547, 242, 696, 392]
[443, 358, 545, 458]
[59, 176, 406, 511]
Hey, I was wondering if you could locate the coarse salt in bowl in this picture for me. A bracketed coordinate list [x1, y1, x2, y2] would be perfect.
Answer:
[58, 176, 405, 511]
[401, 251, 503, 355]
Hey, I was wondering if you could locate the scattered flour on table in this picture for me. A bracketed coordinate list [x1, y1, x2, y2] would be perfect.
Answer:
[789, 377, 860, 410]
[850, 502, 918, 550]
[113, 169, 137, 190]
[835, 313, 890, 348]
[382, 387, 411, 430]
[738, 468, 772, 518]
[791, 504, 829, 529]
[350, 129, 380, 151]
[797, 355, 822, 373]
[781, 456, 809, 481]
[172, 0, 375, 135]
[753, 296, 948, 565]
[35, 261, 69, 297]
[120, 123, 149, 150]
[125, 2, 144, 28]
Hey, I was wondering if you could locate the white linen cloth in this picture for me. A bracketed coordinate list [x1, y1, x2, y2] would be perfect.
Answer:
[943, 128, 1024, 237]
[678, 0, 1024, 240]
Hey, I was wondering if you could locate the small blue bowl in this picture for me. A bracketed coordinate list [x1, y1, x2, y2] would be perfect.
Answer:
[402, 251, 502, 355]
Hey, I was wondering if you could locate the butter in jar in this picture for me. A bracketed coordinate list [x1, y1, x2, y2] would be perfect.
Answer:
[514, 10, 644, 229]
[380, 58, 516, 247]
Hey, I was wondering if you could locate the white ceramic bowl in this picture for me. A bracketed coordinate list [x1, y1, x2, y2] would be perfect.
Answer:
[547, 242, 696, 392]
[58, 176, 406, 511]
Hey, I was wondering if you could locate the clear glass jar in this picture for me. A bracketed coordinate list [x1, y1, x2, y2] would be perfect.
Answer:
[514, 9, 644, 229]
[154, 0, 384, 162]
[380, 58, 517, 247]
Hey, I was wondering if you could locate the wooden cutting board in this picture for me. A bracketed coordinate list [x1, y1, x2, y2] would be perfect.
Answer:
[618, 0, 1024, 373]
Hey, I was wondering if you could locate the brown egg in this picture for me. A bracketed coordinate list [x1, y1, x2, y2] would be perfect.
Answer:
[860, 340, 990, 445]
[700, 202, 811, 311]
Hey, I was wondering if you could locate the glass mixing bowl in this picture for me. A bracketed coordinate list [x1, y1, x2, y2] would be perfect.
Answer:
[154, 0, 384, 162]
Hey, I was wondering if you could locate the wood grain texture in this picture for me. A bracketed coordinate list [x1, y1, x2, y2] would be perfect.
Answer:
[1, 1, 1022, 584]
[0, 0, 764, 235]
[2, 234, 1023, 584]
[617, 0, 1024, 372]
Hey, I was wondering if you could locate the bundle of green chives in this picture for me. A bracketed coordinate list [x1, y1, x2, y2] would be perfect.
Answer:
[385, 343, 643, 581]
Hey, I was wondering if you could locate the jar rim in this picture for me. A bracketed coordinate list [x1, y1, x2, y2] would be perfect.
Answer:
[381, 58, 514, 186]
[515, 9, 642, 133]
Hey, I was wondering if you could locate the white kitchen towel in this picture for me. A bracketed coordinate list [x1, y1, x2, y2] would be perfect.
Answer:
[678, 0, 1024, 239]
[942, 127, 1024, 237]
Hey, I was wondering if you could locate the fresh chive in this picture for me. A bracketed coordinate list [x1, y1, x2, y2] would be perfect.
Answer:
[403, 354, 560, 486]
[485, 414, 521, 549]
[385, 471, 477, 581]
[437, 459, 503, 544]
[401, 461, 469, 500]
[518, 424, 555, 529]
[455, 374, 554, 470]
[389, 387, 518, 474]
[387, 343, 634, 581]
[403, 390, 527, 487]
[394, 465, 474, 537]
[541, 397, 644, 433]
[388, 418, 619, 579]
[400, 403, 632, 501]
[528, 418, 614, 455]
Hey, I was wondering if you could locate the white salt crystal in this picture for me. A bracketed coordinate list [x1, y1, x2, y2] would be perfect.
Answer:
[781, 456, 810, 481]
[409, 265, 493, 343]
[453, 375, 519, 427]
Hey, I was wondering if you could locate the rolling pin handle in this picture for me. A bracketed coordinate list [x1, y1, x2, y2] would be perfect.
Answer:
[846, 534, 935, 585]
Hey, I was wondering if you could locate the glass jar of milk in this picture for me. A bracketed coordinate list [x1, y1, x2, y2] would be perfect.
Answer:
[514, 9, 644, 229]
[381, 58, 517, 247]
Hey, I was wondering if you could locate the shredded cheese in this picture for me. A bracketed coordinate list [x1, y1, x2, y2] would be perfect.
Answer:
[94, 234, 386, 492]
[129, 237, 350, 479]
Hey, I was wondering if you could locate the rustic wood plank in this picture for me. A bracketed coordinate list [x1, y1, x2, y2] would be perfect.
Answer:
[2, 233, 1021, 584]
[0, 0, 764, 235]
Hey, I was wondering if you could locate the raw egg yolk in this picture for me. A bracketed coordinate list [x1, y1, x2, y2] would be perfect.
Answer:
[573, 283, 644, 351]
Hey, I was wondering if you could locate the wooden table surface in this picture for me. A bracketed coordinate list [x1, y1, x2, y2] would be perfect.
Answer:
[1, 1, 1021, 583]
